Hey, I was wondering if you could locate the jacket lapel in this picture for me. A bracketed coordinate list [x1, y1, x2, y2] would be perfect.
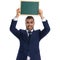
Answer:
[23, 30, 35, 41]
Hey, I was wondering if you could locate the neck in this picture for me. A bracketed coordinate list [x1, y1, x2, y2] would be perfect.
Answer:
[26, 29, 34, 32]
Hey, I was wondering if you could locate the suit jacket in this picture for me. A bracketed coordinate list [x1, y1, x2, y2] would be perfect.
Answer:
[10, 19, 50, 60]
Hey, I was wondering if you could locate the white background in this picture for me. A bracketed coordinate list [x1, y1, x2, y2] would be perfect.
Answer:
[0, 0, 60, 60]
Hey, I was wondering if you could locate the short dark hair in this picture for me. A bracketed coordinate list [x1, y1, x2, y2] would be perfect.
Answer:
[26, 16, 34, 21]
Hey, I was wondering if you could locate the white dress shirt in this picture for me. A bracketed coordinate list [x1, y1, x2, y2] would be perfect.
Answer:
[27, 56, 30, 60]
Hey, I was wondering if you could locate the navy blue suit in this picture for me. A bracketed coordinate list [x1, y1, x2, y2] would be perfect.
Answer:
[10, 19, 50, 60]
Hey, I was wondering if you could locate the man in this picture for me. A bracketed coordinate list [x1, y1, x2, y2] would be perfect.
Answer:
[10, 8, 50, 60]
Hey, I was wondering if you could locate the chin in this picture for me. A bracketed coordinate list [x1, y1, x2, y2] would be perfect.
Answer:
[27, 27, 33, 30]
[28, 29, 33, 30]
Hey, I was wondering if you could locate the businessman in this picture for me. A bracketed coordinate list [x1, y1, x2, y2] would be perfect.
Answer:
[10, 8, 50, 60]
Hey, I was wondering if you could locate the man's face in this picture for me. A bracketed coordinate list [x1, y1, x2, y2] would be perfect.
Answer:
[25, 19, 35, 31]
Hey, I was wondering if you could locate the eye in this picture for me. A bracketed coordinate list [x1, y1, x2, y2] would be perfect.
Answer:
[26, 22, 29, 24]
[31, 22, 33, 24]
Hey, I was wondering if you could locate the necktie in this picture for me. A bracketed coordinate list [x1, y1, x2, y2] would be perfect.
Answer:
[28, 31, 32, 40]
[27, 31, 32, 56]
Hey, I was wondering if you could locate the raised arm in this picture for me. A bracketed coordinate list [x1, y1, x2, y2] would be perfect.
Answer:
[38, 9, 50, 40]
[10, 8, 21, 38]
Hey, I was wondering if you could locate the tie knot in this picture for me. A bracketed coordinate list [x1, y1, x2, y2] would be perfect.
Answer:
[28, 30, 31, 33]
[28, 30, 32, 35]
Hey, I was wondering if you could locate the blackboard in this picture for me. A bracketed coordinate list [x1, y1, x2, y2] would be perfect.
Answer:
[21, 1, 39, 15]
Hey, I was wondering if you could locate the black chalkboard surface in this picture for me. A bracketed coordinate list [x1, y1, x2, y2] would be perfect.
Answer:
[21, 1, 39, 15]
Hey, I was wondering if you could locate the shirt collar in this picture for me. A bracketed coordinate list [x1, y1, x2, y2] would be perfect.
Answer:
[26, 29, 33, 33]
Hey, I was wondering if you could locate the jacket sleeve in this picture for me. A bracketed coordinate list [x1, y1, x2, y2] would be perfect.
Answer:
[10, 19, 20, 38]
[39, 20, 50, 41]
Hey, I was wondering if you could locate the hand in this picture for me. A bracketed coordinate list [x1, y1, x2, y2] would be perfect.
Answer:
[16, 8, 21, 18]
[38, 9, 45, 19]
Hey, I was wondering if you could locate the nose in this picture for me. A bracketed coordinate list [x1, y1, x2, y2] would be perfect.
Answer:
[28, 23, 32, 25]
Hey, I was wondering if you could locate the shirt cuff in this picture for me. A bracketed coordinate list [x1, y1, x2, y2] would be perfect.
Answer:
[42, 18, 47, 22]
[13, 17, 18, 21]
